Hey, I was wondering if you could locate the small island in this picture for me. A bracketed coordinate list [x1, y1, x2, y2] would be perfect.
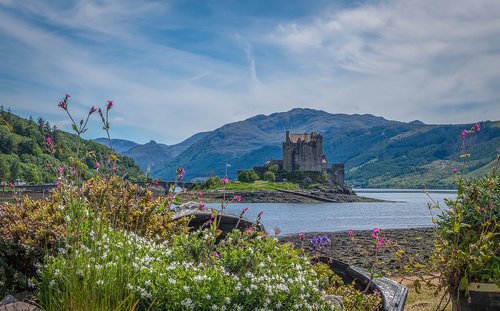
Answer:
[194, 131, 380, 203]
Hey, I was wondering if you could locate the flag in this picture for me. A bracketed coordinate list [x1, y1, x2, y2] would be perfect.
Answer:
[226, 163, 231, 167]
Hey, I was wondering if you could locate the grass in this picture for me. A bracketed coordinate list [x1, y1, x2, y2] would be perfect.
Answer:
[208, 180, 300, 192]
[401, 276, 451, 311]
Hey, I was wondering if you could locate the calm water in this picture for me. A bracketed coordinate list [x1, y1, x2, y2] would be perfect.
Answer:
[206, 190, 456, 234]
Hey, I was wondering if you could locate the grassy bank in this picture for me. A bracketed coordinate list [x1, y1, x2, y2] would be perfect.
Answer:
[201, 180, 300, 192]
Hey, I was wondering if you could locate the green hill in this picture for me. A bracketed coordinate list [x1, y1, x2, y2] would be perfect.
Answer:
[0, 108, 144, 184]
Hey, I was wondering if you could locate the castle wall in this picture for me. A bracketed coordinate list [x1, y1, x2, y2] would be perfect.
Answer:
[329, 164, 345, 186]
[283, 131, 324, 172]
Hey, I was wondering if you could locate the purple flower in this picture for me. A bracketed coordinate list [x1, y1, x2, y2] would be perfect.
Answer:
[309, 235, 331, 250]
[198, 191, 203, 197]
[371, 227, 380, 238]
[46, 136, 53, 144]
[298, 232, 305, 240]
[452, 167, 458, 174]
[199, 201, 205, 208]
[95, 161, 101, 170]
[107, 100, 113, 110]
[472, 123, 480, 132]
[89, 106, 97, 114]
[221, 176, 229, 184]
[460, 129, 468, 138]
[234, 195, 242, 202]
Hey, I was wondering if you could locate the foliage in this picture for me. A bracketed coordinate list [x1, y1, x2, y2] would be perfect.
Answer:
[425, 123, 500, 308]
[237, 170, 259, 183]
[195, 176, 224, 189]
[0, 109, 144, 184]
[430, 167, 499, 299]
[263, 171, 276, 182]
[0, 177, 188, 294]
[38, 227, 335, 310]
[313, 263, 382, 311]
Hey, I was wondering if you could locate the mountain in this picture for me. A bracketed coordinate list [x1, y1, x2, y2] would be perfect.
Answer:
[93, 138, 139, 153]
[0, 110, 144, 184]
[148, 108, 499, 188]
[93, 137, 139, 154]
[99, 132, 210, 171]
[151, 109, 404, 179]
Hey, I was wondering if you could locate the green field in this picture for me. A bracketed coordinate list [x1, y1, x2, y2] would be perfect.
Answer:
[205, 180, 299, 192]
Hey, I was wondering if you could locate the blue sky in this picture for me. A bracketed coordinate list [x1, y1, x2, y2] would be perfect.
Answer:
[1, 0, 499, 144]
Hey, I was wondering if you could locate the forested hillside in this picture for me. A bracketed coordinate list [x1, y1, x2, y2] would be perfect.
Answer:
[0, 107, 144, 184]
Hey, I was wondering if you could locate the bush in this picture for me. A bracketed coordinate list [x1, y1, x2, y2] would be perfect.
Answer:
[431, 169, 499, 298]
[263, 171, 276, 182]
[39, 228, 335, 310]
[0, 177, 188, 294]
[237, 170, 259, 183]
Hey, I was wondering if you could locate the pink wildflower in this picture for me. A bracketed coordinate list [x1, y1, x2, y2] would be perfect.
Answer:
[46, 136, 53, 144]
[95, 161, 101, 169]
[58, 166, 65, 174]
[347, 229, 354, 237]
[198, 191, 203, 197]
[107, 100, 113, 110]
[234, 195, 242, 202]
[298, 232, 305, 240]
[152, 179, 159, 186]
[89, 106, 97, 114]
[371, 227, 380, 238]
[472, 123, 480, 132]
[460, 129, 468, 138]
[199, 201, 205, 208]
[221, 176, 229, 184]
[377, 238, 384, 248]
[452, 167, 458, 174]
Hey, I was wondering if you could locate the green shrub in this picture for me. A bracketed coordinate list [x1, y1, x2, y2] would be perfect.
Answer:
[263, 171, 276, 182]
[237, 170, 259, 183]
[0, 177, 188, 294]
[39, 228, 335, 310]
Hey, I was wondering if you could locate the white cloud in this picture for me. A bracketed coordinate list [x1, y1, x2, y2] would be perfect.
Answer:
[1, 0, 499, 144]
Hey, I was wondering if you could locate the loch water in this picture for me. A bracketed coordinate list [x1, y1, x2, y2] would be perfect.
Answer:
[206, 190, 457, 235]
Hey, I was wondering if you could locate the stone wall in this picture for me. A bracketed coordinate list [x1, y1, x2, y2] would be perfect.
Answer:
[328, 163, 345, 186]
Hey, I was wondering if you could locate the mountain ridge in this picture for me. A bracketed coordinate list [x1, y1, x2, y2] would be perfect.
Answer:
[94, 108, 499, 188]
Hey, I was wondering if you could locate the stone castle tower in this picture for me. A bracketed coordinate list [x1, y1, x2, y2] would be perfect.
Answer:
[282, 131, 344, 185]
[283, 131, 326, 172]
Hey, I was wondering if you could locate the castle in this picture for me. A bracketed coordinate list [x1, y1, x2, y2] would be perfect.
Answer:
[253, 131, 345, 186]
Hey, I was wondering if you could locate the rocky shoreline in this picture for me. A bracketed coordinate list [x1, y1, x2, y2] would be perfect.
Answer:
[279, 227, 436, 276]
[201, 189, 382, 203]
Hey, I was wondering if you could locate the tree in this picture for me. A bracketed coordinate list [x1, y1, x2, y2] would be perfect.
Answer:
[238, 170, 259, 183]
[9, 158, 20, 180]
[263, 171, 276, 182]
[268, 164, 279, 174]
[0, 157, 10, 182]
